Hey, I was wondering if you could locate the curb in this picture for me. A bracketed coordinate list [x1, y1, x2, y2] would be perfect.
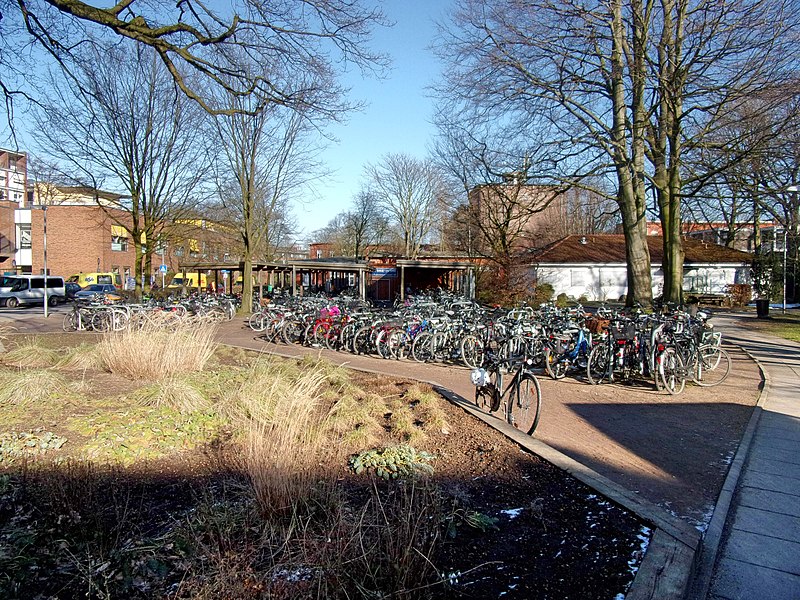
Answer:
[685, 345, 770, 600]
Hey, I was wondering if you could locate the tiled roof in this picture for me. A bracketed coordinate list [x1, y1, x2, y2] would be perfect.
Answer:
[529, 235, 752, 265]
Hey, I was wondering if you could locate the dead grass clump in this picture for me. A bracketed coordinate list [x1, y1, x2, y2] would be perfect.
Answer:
[325, 390, 385, 450]
[232, 358, 331, 517]
[339, 481, 448, 598]
[2, 339, 62, 369]
[56, 343, 104, 371]
[0, 369, 74, 407]
[97, 321, 218, 380]
[131, 377, 210, 413]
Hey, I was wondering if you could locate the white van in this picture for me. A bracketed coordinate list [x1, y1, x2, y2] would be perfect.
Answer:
[0, 275, 66, 308]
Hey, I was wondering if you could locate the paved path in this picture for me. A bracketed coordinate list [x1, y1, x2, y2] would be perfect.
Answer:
[690, 312, 800, 600]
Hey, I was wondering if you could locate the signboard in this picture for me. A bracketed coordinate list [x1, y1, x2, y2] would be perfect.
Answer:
[372, 267, 397, 279]
[158, 264, 168, 273]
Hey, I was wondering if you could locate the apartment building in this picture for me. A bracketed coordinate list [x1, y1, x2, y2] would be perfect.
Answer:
[0, 148, 28, 269]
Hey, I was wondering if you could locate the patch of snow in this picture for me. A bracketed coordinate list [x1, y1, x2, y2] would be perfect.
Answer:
[614, 525, 652, 599]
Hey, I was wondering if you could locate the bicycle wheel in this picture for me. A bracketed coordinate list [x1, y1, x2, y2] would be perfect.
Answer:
[352, 326, 374, 355]
[411, 332, 435, 363]
[460, 335, 485, 368]
[692, 345, 731, 387]
[281, 319, 304, 345]
[248, 312, 267, 332]
[586, 344, 613, 384]
[62, 311, 78, 332]
[91, 309, 111, 332]
[387, 329, 411, 360]
[659, 347, 686, 395]
[324, 324, 342, 351]
[543, 347, 568, 380]
[375, 328, 394, 359]
[338, 322, 358, 353]
[312, 322, 332, 348]
[508, 373, 542, 435]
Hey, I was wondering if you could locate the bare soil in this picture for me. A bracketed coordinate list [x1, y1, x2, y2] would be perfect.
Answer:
[0, 333, 649, 599]
[0, 322, 760, 599]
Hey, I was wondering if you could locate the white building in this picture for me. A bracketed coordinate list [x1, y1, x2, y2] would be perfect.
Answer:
[530, 234, 752, 301]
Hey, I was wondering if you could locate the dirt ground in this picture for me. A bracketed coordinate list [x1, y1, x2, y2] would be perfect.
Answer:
[0, 332, 649, 599]
[0, 309, 765, 599]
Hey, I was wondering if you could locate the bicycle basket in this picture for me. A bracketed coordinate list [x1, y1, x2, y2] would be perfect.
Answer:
[610, 321, 636, 340]
[585, 317, 610, 335]
[470, 368, 490, 387]
[701, 329, 722, 346]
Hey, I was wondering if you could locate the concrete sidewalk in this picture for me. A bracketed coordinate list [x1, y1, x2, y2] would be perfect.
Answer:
[691, 312, 800, 600]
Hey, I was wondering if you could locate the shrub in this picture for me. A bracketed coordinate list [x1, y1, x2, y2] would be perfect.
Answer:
[533, 282, 554, 306]
[349, 445, 435, 480]
[555, 293, 570, 307]
[727, 283, 752, 306]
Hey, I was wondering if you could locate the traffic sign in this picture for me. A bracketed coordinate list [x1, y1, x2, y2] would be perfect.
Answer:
[158, 264, 168, 273]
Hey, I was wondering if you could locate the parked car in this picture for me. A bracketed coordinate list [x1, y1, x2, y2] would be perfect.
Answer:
[65, 282, 82, 300]
[0, 276, 66, 308]
[74, 284, 120, 301]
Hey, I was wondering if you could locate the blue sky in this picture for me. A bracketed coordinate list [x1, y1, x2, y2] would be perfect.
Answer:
[295, 0, 452, 239]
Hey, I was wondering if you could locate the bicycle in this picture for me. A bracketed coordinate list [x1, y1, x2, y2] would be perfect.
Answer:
[471, 355, 543, 435]
[543, 323, 593, 380]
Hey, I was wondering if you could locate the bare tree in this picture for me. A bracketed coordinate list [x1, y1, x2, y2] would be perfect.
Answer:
[34, 40, 208, 296]
[313, 189, 391, 258]
[346, 189, 391, 258]
[431, 124, 568, 301]
[209, 70, 325, 310]
[364, 153, 446, 259]
[2, 0, 387, 122]
[436, 0, 800, 307]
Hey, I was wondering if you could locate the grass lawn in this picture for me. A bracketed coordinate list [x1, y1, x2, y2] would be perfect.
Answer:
[748, 311, 800, 342]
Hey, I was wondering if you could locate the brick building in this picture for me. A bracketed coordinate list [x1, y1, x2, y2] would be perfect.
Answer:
[27, 204, 140, 280]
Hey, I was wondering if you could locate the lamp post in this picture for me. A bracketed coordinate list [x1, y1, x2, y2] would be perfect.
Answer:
[787, 185, 799, 314]
[41, 205, 49, 318]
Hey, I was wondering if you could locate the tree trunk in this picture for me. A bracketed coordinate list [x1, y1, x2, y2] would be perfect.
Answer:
[612, 0, 653, 308]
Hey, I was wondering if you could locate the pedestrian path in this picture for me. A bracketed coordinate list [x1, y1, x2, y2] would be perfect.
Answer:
[692, 312, 800, 600]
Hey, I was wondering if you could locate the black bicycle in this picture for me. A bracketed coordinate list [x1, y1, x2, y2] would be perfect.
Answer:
[471, 356, 542, 435]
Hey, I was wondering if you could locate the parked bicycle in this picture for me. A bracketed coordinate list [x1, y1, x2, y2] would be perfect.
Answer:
[471, 355, 543, 436]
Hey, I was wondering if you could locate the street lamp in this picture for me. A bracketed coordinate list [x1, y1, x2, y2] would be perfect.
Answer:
[40, 205, 49, 318]
[786, 185, 799, 314]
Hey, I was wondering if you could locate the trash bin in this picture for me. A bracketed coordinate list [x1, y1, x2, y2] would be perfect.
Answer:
[755, 299, 770, 318]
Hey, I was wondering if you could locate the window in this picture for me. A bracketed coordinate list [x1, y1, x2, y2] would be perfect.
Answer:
[19, 224, 31, 249]
[111, 224, 128, 251]
[111, 236, 128, 251]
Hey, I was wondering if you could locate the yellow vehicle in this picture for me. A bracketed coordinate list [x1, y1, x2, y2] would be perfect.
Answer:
[67, 272, 121, 288]
[168, 273, 208, 289]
